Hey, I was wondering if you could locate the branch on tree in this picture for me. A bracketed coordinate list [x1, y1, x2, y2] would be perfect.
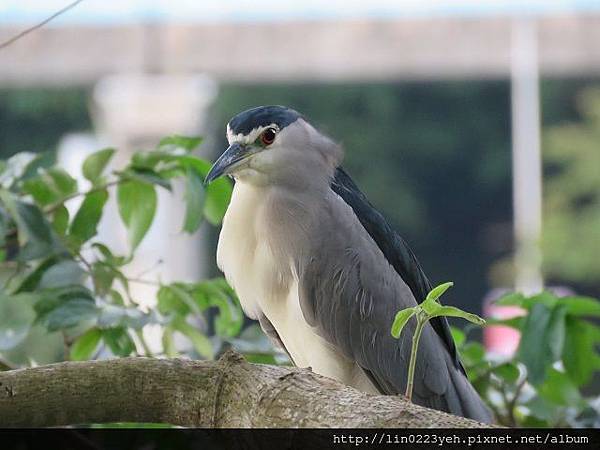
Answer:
[0, 351, 492, 428]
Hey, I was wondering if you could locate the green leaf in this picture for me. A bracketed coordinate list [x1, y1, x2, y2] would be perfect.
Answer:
[51, 205, 69, 235]
[517, 303, 566, 385]
[69, 189, 108, 245]
[460, 341, 486, 366]
[82, 148, 115, 185]
[13, 256, 60, 293]
[183, 168, 205, 233]
[432, 305, 486, 325]
[493, 362, 520, 384]
[391, 307, 417, 338]
[558, 296, 600, 317]
[46, 167, 77, 198]
[537, 367, 584, 407]
[92, 243, 129, 267]
[204, 177, 232, 225]
[484, 316, 524, 329]
[91, 262, 116, 296]
[102, 327, 135, 356]
[422, 281, 454, 315]
[34, 286, 98, 331]
[0, 190, 63, 261]
[449, 326, 465, 347]
[495, 292, 526, 307]
[562, 316, 598, 386]
[38, 260, 85, 289]
[172, 317, 214, 359]
[426, 281, 454, 302]
[192, 279, 243, 338]
[22, 176, 58, 206]
[70, 328, 102, 361]
[97, 303, 163, 330]
[497, 291, 558, 311]
[117, 180, 157, 252]
[158, 135, 202, 152]
[157, 285, 190, 316]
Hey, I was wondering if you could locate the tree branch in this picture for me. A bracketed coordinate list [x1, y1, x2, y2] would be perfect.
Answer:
[0, 351, 492, 428]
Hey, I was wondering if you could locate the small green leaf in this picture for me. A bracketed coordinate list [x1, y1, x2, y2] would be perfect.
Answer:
[517, 303, 566, 385]
[432, 305, 486, 325]
[34, 286, 98, 331]
[172, 317, 214, 360]
[102, 327, 135, 356]
[460, 341, 486, 366]
[192, 279, 243, 338]
[449, 326, 465, 347]
[158, 135, 202, 152]
[183, 168, 205, 233]
[391, 307, 417, 338]
[562, 316, 597, 386]
[13, 256, 60, 293]
[38, 260, 85, 289]
[537, 368, 584, 407]
[82, 148, 115, 185]
[157, 285, 190, 316]
[69, 189, 109, 245]
[71, 328, 102, 361]
[92, 243, 129, 267]
[425, 281, 454, 302]
[46, 168, 77, 198]
[0, 190, 62, 261]
[204, 177, 232, 225]
[22, 176, 57, 206]
[91, 262, 116, 296]
[117, 180, 157, 252]
[51, 205, 69, 235]
[495, 292, 526, 307]
[493, 362, 520, 384]
[558, 296, 600, 317]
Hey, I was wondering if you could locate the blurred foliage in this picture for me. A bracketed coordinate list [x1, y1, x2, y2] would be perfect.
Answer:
[0, 137, 284, 371]
[456, 291, 600, 427]
[542, 88, 600, 286]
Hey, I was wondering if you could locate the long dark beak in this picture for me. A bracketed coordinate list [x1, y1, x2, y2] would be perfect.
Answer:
[204, 143, 248, 185]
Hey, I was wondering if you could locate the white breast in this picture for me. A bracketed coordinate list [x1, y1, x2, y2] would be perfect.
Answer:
[217, 182, 379, 394]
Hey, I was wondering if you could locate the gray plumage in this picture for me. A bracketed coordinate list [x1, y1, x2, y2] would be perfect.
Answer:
[206, 105, 492, 423]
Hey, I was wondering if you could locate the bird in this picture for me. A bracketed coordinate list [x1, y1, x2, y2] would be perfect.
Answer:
[205, 105, 492, 423]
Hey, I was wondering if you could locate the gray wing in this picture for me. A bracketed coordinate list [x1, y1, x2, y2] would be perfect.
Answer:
[296, 168, 491, 422]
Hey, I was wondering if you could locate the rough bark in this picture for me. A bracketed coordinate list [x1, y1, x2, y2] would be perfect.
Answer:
[0, 350, 491, 428]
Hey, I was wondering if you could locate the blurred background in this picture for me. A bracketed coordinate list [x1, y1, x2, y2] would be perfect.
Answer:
[1, 1, 599, 361]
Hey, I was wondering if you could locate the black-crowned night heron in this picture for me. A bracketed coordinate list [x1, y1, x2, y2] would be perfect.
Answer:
[206, 105, 492, 422]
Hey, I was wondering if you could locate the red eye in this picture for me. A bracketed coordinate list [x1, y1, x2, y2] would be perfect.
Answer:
[260, 128, 276, 145]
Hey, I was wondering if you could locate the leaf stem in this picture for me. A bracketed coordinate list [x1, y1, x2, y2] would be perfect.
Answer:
[44, 180, 120, 214]
[405, 314, 426, 401]
[135, 330, 154, 357]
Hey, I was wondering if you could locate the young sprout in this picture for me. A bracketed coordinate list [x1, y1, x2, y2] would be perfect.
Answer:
[391, 281, 485, 401]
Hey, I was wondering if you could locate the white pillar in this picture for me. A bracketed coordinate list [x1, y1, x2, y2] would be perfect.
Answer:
[91, 74, 218, 352]
[510, 18, 543, 295]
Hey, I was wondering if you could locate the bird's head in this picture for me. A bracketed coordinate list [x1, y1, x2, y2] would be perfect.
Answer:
[205, 106, 342, 188]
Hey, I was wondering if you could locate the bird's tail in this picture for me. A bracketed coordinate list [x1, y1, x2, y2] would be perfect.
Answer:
[446, 363, 494, 423]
